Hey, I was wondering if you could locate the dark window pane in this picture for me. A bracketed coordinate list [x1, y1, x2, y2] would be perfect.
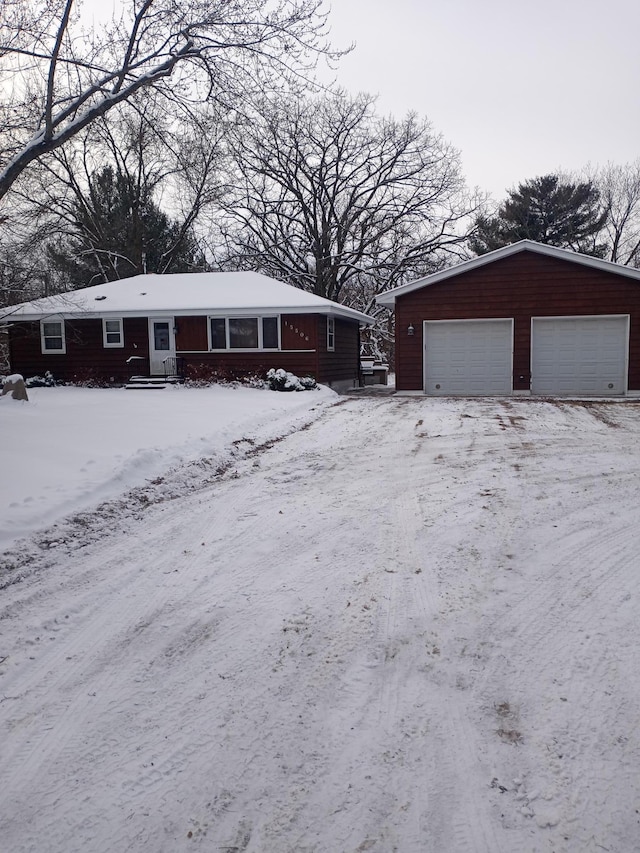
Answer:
[210, 318, 226, 349]
[229, 318, 258, 348]
[42, 321, 64, 350]
[105, 320, 121, 345]
[262, 317, 279, 349]
[153, 322, 170, 350]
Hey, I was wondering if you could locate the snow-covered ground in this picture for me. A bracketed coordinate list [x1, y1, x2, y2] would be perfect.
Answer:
[0, 384, 336, 551]
[1, 388, 640, 853]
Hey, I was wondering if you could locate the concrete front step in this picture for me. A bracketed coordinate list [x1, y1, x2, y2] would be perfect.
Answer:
[125, 375, 183, 390]
[125, 383, 168, 390]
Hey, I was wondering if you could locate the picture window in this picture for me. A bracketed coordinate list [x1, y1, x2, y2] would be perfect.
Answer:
[209, 317, 280, 350]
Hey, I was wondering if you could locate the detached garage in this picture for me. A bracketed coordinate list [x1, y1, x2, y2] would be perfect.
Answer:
[377, 241, 640, 396]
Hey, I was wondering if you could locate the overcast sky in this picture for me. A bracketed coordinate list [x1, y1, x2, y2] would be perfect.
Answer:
[323, 0, 640, 198]
[86, 0, 639, 201]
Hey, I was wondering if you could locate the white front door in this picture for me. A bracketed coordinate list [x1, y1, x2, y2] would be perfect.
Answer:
[148, 318, 176, 375]
[424, 319, 513, 395]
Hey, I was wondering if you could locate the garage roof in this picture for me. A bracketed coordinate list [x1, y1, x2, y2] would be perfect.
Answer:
[376, 240, 640, 307]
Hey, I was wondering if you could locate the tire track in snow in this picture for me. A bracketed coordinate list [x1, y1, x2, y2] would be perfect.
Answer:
[0, 523, 227, 816]
[468, 413, 640, 845]
[100, 398, 402, 848]
[410, 404, 516, 853]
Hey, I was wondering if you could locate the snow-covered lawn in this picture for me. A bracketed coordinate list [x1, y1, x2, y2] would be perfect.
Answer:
[0, 384, 335, 551]
[2, 389, 640, 852]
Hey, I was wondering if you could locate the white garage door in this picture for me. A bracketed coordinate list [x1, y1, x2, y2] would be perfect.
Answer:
[531, 315, 628, 396]
[424, 319, 513, 395]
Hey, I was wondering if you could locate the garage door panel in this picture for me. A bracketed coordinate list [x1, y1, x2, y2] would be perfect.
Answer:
[424, 319, 513, 395]
[531, 316, 628, 396]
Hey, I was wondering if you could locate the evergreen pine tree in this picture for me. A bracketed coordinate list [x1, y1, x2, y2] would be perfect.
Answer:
[471, 174, 607, 257]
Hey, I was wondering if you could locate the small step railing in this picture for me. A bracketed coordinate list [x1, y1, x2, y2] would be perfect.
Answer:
[162, 356, 185, 380]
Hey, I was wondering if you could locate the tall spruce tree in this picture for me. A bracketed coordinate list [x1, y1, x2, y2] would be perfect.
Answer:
[47, 165, 205, 287]
[471, 174, 607, 256]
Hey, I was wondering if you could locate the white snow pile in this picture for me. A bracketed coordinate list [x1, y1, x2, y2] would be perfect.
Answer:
[2, 373, 26, 384]
[0, 383, 335, 552]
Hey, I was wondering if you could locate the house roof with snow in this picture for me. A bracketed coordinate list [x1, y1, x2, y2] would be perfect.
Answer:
[376, 240, 640, 307]
[6, 271, 375, 325]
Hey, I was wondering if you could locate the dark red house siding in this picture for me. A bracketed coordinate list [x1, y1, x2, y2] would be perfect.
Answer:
[316, 317, 360, 385]
[181, 351, 319, 380]
[9, 312, 362, 387]
[395, 251, 640, 391]
[281, 315, 318, 350]
[8, 318, 149, 383]
[174, 314, 319, 355]
[175, 314, 320, 380]
[175, 316, 207, 352]
[175, 314, 359, 385]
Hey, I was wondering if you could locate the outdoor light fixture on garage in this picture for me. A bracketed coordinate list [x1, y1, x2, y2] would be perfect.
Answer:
[407, 324, 415, 336]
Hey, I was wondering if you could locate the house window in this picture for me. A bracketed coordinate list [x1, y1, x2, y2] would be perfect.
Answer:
[103, 318, 124, 348]
[262, 316, 279, 349]
[40, 319, 66, 353]
[210, 318, 226, 350]
[209, 317, 280, 350]
[229, 317, 259, 349]
[327, 317, 335, 351]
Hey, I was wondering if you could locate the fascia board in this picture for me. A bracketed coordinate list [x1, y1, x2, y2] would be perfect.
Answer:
[10, 304, 375, 325]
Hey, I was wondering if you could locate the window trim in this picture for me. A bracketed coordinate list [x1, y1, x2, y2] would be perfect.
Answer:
[102, 317, 124, 348]
[40, 318, 66, 354]
[327, 316, 335, 352]
[208, 315, 280, 351]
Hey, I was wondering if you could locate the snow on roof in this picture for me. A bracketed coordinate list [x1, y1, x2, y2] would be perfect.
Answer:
[376, 240, 640, 307]
[6, 271, 375, 324]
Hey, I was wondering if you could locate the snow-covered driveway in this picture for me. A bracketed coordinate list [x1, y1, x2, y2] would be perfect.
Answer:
[2, 395, 640, 852]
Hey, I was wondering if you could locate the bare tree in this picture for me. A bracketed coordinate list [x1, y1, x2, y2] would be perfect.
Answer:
[0, 0, 334, 204]
[16, 100, 228, 286]
[588, 161, 640, 267]
[0, 234, 50, 309]
[219, 91, 479, 312]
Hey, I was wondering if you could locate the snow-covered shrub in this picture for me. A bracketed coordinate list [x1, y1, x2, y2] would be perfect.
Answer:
[185, 363, 266, 388]
[297, 376, 318, 390]
[266, 368, 317, 392]
[25, 371, 57, 387]
[68, 369, 116, 387]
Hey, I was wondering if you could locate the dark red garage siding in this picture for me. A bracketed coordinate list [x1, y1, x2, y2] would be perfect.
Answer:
[395, 250, 640, 392]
